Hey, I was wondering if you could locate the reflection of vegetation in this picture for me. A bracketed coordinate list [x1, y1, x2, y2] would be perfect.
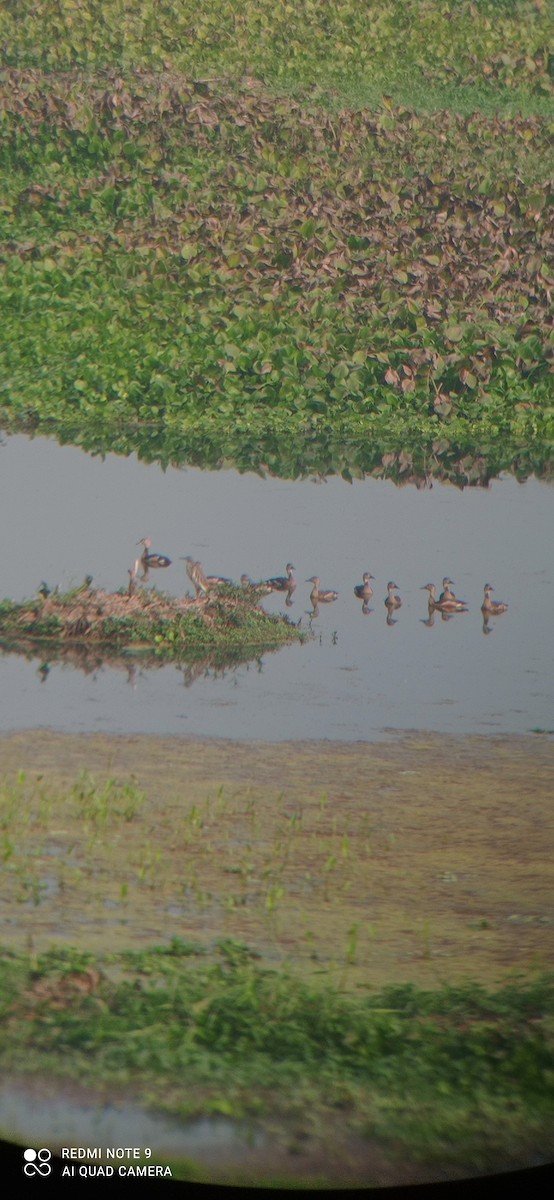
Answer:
[1, 942, 553, 1182]
[0, 6, 552, 485]
[0, 636, 277, 685]
[6, 413, 554, 488]
[0, 585, 305, 662]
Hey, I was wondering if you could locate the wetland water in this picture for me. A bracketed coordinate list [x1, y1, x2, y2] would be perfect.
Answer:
[1, 431, 553, 741]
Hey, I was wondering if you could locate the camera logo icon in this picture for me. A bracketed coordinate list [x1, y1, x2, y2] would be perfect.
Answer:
[23, 1148, 52, 1177]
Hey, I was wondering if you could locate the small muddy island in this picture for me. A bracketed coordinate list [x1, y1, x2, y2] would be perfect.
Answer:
[0, 581, 305, 668]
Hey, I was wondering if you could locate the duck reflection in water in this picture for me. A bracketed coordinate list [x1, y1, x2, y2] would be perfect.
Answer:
[420, 607, 458, 628]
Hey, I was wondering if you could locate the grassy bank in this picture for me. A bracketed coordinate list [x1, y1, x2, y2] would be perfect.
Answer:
[1, 2, 552, 484]
[1, 942, 553, 1182]
[1, 730, 552, 1180]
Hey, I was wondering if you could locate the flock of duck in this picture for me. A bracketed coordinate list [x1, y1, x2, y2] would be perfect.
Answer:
[130, 539, 509, 627]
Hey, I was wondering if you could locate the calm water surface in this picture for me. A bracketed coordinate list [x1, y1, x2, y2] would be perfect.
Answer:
[1, 432, 552, 741]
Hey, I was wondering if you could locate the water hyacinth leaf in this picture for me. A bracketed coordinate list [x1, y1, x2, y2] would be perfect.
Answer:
[444, 325, 466, 343]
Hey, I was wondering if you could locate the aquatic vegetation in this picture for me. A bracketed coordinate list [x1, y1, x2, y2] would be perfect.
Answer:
[1, 1, 552, 108]
[0, 15, 552, 484]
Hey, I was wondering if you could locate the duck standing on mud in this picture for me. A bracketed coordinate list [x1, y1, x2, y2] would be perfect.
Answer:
[182, 557, 233, 596]
[127, 566, 138, 597]
[240, 574, 273, 596]
[183, 557, 209, 596]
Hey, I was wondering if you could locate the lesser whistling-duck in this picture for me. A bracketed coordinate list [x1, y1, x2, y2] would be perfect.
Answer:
[265, 563, 296, 592]
[481, 584, 508, 615]
[421, 583, 468, 612]
[307, 576, 338, 603]
[384, 582, 402, 610]
[354, 572, 375, 600]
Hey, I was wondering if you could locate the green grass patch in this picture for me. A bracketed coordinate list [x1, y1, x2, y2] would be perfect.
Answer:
[1, 941, 553, 1176]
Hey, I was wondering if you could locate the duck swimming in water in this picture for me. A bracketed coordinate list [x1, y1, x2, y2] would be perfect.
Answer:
[421, 583, 468, 612]
[307, 576, 338, 603]
[439, 577, 456, 602]
[481, 583, 508, 615]
[384, 582, 401, 610]
[265, 563, 296, 592]
[354, 572, 375, 600]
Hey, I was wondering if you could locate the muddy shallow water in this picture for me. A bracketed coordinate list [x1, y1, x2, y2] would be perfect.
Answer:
[0, 1075, 496, 1189]
[2, 727, 553, 987]
[1, 432, 553, 741]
